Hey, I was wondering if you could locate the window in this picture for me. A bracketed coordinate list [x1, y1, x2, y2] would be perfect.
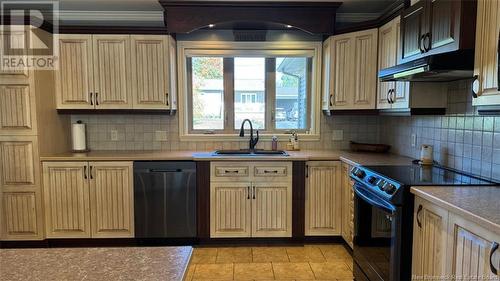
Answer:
[179, 41, 321, 140]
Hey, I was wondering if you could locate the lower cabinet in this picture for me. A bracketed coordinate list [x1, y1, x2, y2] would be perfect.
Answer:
[210, 162, 292, 238]
[42, 161, 134, 238]
[341, 163, 354, 248]
[412, 196, 500, 280]
[305, 161, 342, 236]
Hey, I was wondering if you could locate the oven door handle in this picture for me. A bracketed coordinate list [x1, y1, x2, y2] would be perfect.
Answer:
[354, 184, 396, 213]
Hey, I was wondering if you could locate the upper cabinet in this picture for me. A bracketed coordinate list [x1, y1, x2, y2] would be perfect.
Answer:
[472, 0, 500, 106]
[322, 29, 378, 111]
[400, 0, 476, 64]
[55, 34, 177, 111]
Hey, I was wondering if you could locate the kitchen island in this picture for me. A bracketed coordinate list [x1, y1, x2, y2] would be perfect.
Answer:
[0, 246, 192, 281]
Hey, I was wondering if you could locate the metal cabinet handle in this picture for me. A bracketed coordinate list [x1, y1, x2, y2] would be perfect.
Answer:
[247, 186, 250, 200]
[306, 165, 309, 178]
[490, 242, 499, 275]
[424, 33, 431, 52]
[95, 93, 99, 106]
[90, 93, 94, 106]
[419, 34, 426, 53]
[252, 186, 256, 200]
[84, 166, 87, 179]
[224, 170, 239, 174]
[166, 93, 169, 106]
[264, 170, 278, 174]
[89, 166, 93, 179]
[329, 93, 334, 107]
[386, 89, 391, 104]
[416, 204, 423, 228]
[390, 89, 395, 104]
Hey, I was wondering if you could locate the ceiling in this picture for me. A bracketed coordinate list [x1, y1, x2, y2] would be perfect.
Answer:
[56, 0, 401, 27]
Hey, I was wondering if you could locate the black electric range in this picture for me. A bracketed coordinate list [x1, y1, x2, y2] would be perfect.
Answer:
[349, 164, 497, 281]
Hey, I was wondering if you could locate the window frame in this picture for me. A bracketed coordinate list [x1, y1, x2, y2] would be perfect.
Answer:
[177, 41, 322, 141]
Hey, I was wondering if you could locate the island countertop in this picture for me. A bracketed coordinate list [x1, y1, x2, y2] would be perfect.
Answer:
[0, 246, 192, 281]
[411, 186, 500, 234]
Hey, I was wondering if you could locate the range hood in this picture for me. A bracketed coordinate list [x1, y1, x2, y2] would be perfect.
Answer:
[379, 50, 475, 82]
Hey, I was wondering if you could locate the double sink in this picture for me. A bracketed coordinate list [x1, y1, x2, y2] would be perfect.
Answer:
[212, 149, 289, 156]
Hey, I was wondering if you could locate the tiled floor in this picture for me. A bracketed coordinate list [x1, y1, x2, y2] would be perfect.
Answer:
[184, 244, 353, 281]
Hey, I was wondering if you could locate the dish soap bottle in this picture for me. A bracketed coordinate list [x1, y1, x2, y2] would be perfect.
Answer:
[293, 132, 300, 151]
[272, 136, 278, 151]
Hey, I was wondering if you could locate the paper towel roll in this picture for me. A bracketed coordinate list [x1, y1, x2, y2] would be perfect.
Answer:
[72, 121, 87, 152]
[420, 144, 433, 165]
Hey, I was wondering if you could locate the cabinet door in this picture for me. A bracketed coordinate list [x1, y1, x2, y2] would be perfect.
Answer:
[412, 197, 449, 280]
[0, 83, 36, 135]
[322, 38, 334, 110]
[55, 34, 94, 109]
[401, 1, 427, 63]
[210, 182, 252, 238]
[1, 191, 41, 240]
[92, 35, 132, 109]
[392, 16, 412, 109]
[130, 35, 170, 110]
[352, 29, 378, 109]
[305, 161, 342, 236]
[42, 162, 91, 238]
[0, 26, 30, 80]
[0, 136, 39, 188]
[331, 35, 355, 109]
[252, 182, 292, 238]
[472, 0, 500, 106]
[89, 162, 134, 237]
[168, 37, 178, 110]
[448, 213, 500, 279]
[377, 19, 397, 109]
[428, 0, 460, 52]
[341, 163, 354, 248]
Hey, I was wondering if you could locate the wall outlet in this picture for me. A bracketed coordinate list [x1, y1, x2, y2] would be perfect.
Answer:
[155, 130, 168, 141]
[110, 130, 118, 141]
[411, 133, 417, 147]
[332, 130, 344, 141]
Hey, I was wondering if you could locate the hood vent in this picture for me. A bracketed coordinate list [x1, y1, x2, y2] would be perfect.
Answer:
[233, 30, 267, 41]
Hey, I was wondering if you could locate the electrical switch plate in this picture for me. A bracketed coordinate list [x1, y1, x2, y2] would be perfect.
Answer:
[110, 130, 118, 141]
[332, 130, 344, 141]
[155, 130, 168, 141]
[411, 133, 417, 147]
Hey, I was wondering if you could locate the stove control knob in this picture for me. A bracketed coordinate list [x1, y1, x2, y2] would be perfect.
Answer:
[384, 184, 397, 194]
[354, 169, 366, 179]
[367, 176, 377, 184]
[377, 180, 386, 189]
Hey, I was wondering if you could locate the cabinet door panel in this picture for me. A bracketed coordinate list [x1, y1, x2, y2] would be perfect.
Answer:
[341, 163, 354, 247]
[89, 162, 134, 237]
[0, 84, 35, 135]
[332, 36, 354, 109]
[43, 162, 90, 238]
[322, 38, 334, 110]
[377, 19, 397, 109]
[0, 26, 30, 79]
[92, 35, 132, 109]
[131, 35, 170, 109]
[429, 0, 459, 51]
[353, 29, 378, 109]
[305, 161, 342, 236]
[0, 136, 38, 187]
[252, 182, 292, 238]
[401, 2, 426, 63]
[210, 182, 251, 238]
[1, 192, 40, 240]
[472, 0, 500, 106]
[56, 35, 94, 109]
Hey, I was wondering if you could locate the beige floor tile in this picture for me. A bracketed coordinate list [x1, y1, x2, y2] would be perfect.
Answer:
[184, 264, 196, 281]
[193, 263, 234, 280]
[317, 245, 352, 262]
[233, 262, 274, 280]
[192, 248, 218, 264]
[273, 262, 315, 280]
[309, 261, 353, 280]
[216, 247, 253, 263]
[194, 248, 219, 256]
[252, 247, 289, 262]
[286, 246, 326, 262]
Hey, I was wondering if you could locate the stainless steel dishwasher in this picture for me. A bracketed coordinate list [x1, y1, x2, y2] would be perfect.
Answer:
[133, 161, 196, 238]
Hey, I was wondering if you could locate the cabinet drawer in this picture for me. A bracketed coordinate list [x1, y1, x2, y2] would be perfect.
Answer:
[254, 166, 288, 177]
[213, 165, 249, 178]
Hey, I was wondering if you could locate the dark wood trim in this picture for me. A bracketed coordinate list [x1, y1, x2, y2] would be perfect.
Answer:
[57, 26, 168, 35]
[57, 109, 176, 115]
[323, 109, 380, 116]
[292, 161, 306, 240]
[196, 161, 211, 239]
[303, 236, 345, 244]
[161, 1, 341, 35]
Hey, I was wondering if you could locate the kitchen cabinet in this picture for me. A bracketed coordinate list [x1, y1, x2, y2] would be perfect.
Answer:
[55, 34, 177, 111]
[411, 196, 449, 280]
[42, 161, 134, 238]
[400, 0, 476, 64]
[341, 163, 354, 248]
[0, 26, 30, 80]
[322, 29, 378, 111]
[305, 161, 342, 236]
[1, 191, 40, 240]
[411, 196, 500, 280]
[472, 0, 500, 106]
[210, 162, 292, 238]
[0, 83, 36, 135]
[0, 136, 39, 188]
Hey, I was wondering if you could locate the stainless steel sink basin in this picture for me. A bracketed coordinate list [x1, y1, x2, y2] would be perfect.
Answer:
[212, 149, 289, 156]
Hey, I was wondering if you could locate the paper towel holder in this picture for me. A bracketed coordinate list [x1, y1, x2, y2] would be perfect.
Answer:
[72, 120, 90, 153]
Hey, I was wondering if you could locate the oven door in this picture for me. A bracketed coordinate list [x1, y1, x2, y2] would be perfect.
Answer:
[353, 183, 402, 281]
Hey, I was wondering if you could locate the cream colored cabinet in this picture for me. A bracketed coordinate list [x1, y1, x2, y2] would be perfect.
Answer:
[411, 197, 449, 280]
[42, 162, 91, 238]
[447, 213, 500, 280]
[472, 0, 500, 106]
[210, 162, 292, 238]
[56, 34, 176, 110]
[0, 83, 37, 135]
[322, 29, 378, 111]
[55, 34, 95, 109]
[341, 163, 354, 248]
[0, 26, 30, 80]
[42, 161, 134, 238]
[305, 161, 342, 236]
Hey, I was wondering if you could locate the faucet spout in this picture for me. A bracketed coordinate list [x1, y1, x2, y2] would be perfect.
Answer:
[239, 119, 259, 150]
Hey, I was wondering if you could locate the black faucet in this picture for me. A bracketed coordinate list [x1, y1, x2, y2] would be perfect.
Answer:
[239, 119, 259, 151]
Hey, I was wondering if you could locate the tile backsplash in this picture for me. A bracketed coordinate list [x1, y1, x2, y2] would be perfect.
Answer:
[380, 80, 500, 181]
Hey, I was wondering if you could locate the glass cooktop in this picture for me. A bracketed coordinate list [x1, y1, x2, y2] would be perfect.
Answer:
[363, 164, 497, 186]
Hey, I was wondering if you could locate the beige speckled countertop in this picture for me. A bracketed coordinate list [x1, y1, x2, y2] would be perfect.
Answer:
[39, 150, 414, 166]
[0, 246, 192, 281]
[411, 186, 500, 234]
